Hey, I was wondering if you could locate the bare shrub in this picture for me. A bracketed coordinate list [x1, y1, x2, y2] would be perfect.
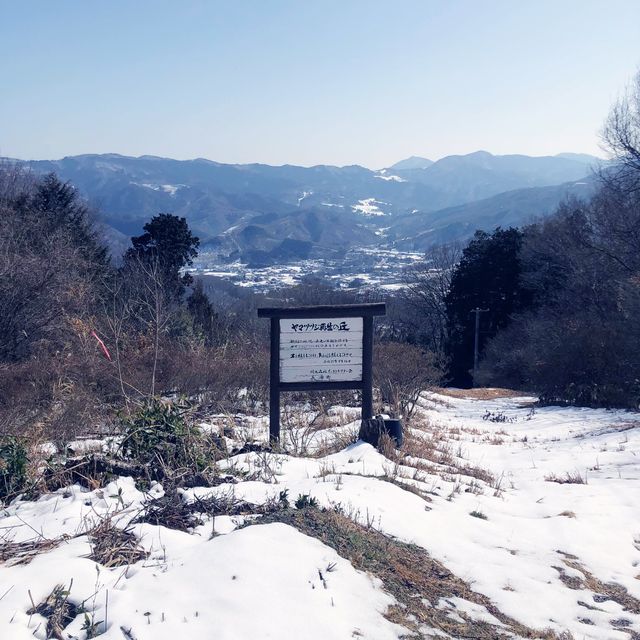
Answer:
[157, 339, 269, 413]
[374, 342, 443, 421]
[312, 423, 360, 457]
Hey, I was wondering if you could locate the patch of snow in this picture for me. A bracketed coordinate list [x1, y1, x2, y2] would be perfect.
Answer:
[134, 182, 183, 196]
[438, 597, 505, 627]
[351, 198, 388, 217]
[297, 190, 313, 206]
[159, 184, 180, 196]
[378, 283, 405, 291]
[375, 173, 406, 182]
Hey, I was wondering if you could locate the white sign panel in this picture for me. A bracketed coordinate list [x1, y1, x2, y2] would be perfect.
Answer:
[279, 317, 363, 383]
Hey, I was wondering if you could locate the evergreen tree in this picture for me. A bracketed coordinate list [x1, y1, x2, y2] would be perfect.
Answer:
[125, 213, 199, 302]
[18, 172, 109, 268]
[445, 227, 531, 386]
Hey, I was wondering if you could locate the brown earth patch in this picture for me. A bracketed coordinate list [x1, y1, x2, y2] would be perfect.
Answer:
[433, 387, 527, 400]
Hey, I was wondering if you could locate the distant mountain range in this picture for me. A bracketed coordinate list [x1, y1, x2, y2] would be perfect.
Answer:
[4, 151, 601, 264]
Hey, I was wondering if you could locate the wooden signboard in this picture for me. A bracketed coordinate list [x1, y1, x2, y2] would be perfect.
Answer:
[258, 303, 386, 442]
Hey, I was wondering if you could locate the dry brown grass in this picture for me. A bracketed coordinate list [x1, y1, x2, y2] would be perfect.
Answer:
[434, 387, 525, 400]
[310, 424, 360, 458]
[260, 507, 572, 639]
[0, 536, 67, 567]
[89, 518, 148, 567]
[400, 429, 496, 487]
[1, 514, 148, 571]
[555, 551, 640, 616]
[545, 471, 586, 485]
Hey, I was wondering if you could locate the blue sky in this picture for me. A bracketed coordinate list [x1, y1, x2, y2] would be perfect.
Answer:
[1, 0, 639, 167]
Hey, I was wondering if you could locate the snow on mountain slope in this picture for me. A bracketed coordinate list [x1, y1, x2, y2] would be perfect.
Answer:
[1, 392, 639, 639]
[351, 198, 388, 216]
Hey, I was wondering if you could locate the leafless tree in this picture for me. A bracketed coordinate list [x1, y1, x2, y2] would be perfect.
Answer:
[374, 342, 443, 420]
[401, 242, 462, 354]
[122, 253, 176, 397]
[601, 69, 640, 184]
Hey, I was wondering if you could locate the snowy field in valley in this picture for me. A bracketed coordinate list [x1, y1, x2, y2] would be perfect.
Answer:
[190, 246, 424, 292]
[1, 390, 639, 639]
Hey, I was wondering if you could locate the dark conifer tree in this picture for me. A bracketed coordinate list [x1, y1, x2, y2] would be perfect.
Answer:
[125, 213, 199, 302]
[17, 172, 109, 268]
[445, 227, 532, 386]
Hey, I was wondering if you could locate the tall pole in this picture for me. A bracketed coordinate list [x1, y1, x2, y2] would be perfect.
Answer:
[471, 308, 488, 385]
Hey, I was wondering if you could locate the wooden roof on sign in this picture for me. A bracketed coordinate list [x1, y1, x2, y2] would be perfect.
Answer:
[257, 302, 386, 319]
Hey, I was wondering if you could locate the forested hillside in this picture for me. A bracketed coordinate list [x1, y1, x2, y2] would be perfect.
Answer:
[4, 151, 598, 256]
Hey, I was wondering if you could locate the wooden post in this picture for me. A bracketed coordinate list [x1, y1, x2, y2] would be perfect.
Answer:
[361, 315, 374, 420]
[269, 317, 280, 443]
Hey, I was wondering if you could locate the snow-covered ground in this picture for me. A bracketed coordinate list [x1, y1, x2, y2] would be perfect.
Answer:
[190, 246, 424, 291]
[1, 391, 639, 639]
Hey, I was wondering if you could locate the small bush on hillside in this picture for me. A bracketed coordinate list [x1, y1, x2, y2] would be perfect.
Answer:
[295, 493, 319, 509]
[0, 436, 28, 499]
[119, 399, 218, 479]
[374, 342, 443, 420]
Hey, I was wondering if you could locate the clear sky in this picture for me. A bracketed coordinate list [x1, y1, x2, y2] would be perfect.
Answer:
[1, 0, 639, 168]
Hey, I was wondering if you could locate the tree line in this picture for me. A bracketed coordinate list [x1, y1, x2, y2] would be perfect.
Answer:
[402, 71, 640, 408]
[0, 167, 270, 441]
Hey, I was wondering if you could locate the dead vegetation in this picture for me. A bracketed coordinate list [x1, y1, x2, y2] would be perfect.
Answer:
[27, 583, 79, 640]
[1, 514, 147, 570]
[89, 518, 147, 567]
[434, 387, 525, 400]
[260, 506, 573, 640]
[279, 402, 360, 458]
[0, 536, 68, 567]
[379, 420, 497, 494]
[133, 486, 290, 532]
[554, 551, 640, 616]
[545, 471, 587, 485]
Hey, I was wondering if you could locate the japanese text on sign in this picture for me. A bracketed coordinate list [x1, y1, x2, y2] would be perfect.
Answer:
[280, 317, 363, 383]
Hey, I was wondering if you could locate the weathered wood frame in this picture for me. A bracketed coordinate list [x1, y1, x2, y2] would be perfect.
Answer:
[257, 303, 386, 442]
